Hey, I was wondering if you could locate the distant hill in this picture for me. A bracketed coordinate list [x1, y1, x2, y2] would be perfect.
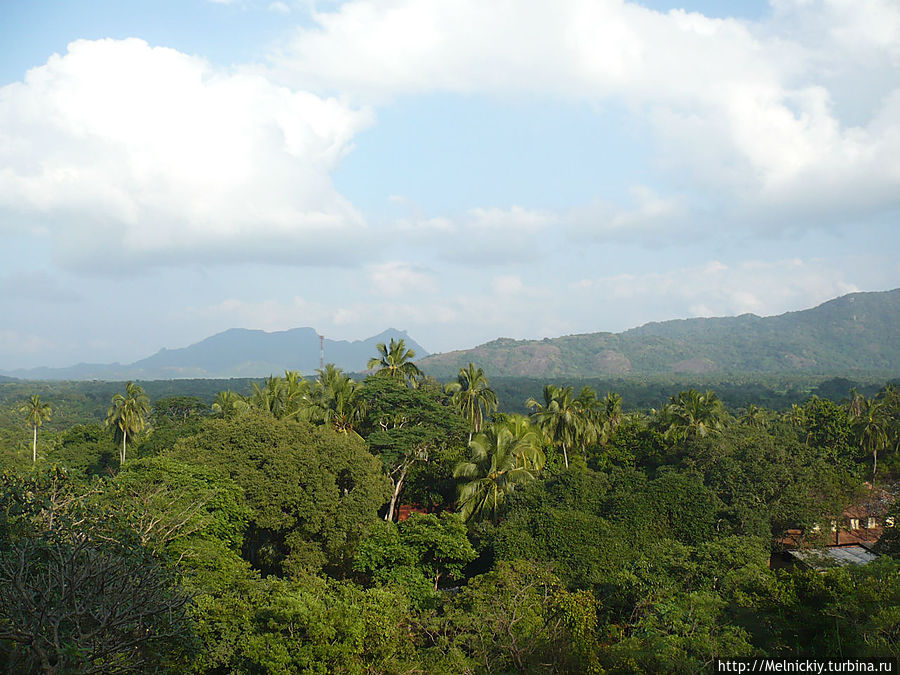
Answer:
[419, 290, 900, 378]
[2, 328, 428, 381]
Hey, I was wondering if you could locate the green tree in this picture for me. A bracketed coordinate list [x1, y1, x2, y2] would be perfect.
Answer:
[526, 384, 584, 469]
[211, 389, 250, 419]
[20, 394, 52, 464]
[454, 422, 545, 523]
[249, 371, 313, 421]
[106, 381, 151, 466]
[657, 389, 727, 445]
[360, 377, 468, 521]
[851, 397, 890, 482]
[353, 512, 476, 608]
[312, 365, 366, 434]
[445, 363, 499, 441]
[170, 413, 391, 577]
[367, 338, 423, 385]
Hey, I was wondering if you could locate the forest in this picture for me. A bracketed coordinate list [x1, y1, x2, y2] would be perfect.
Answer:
[1, 338, 899, 674]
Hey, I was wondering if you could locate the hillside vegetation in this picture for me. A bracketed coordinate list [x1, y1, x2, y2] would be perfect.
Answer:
[420, 289, 900, 378]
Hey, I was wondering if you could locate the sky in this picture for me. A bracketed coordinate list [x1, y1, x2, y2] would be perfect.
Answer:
[0, 0, 898, 369]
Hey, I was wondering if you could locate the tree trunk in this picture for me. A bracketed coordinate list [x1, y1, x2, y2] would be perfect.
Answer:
[873, 447, 878, 483]
[562, 443, 569, 469]
[32, 426, 37, 463]
[121, 429, 127, 466]
[385, 463, 409, 522]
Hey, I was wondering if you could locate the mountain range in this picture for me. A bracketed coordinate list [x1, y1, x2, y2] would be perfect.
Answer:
[2, 328, 428, 381]
[2, 289, 898, 381]
[418, 289, 900, 378]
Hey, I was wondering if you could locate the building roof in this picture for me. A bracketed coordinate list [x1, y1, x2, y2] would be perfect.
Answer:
[788, 545, 878, 570]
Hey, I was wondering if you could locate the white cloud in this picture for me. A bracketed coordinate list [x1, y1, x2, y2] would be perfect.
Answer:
[269, 2, 291, 13]
[368, 261, 437, 296]
[0, 38, 374, 270]
[189, 296, 333, 333]
[492, 275, 523, 295]
[394, 205, 558, 264]
[575, 257, 861, 322]
[272, 0, 900, 233]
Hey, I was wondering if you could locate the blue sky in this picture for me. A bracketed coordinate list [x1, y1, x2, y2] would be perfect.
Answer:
[1, 0, 898, 369]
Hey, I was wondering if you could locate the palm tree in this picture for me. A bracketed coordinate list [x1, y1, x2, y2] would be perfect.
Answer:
[446, 363, 499, 441]
[659, 389, 726, 444]
[312, 364, 366, 433]
[211, 390, 249, 418]
[367, 338, 423, 385]
[739, 404, 771, 429]
[250, 372, 313, 421]
[526, 385, 583, 468]
[454, 423, 545, 523]
[20, 394, 52, 463]
[106, 382, 151, 466]
[851, 398, 889, 482]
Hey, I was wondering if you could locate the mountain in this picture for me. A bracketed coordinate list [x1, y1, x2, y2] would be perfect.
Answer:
[2, 328, 428, 381]
[418, 290, 900, 378]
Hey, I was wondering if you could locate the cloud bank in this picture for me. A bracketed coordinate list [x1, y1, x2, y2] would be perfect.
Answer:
[0, 38, 373, 270]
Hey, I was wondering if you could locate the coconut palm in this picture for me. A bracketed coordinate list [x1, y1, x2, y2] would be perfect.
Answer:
[445, 363, 499, 441]
[454, 424, 545, 523]
[367, 338, 423, 385]
[250, 372, 313, 420]
[851, 398, 889, 482]
[312, 364, 366, 433]
[211, 390, 249, 418]
[600, 392, 624, 443]
[526, 384, 583, 468]
[659, 389, 726, 444]
[106, 382, 150, 466]
[20, 394, 52, 463]
[739, 404, 771, 429]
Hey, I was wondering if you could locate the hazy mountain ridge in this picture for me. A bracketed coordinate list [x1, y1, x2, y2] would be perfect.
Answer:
[418, 290, 900, 378]
[2, 328, 428, 381]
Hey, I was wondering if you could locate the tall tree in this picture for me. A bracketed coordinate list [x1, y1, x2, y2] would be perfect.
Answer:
[851, 397, 889, 482]
[106, 381, 151, 466]
[445, 363, 499, 441]
[454, 422, 545, 523]
[360, 377, 468, 522]
[367, 338, 423, 385]
[658, 389, 726, 445]
[20, 395, 52, 464]
[526, 385, 583, 468]
[312, 365, 366, 434]
[211, 390, 250, 419]
[249, 372, 313, 421]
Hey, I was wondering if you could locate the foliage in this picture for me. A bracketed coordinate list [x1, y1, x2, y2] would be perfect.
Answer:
[353, 512, 476, 608]
[170, 413, 391, 576]
[105, 381, 151, 466]
[454, 422, 545, 523]
[445, 362, 499, 438]
[20, 394, 52, 463]
[0, 468, 193, 673]
[367, 337, 423, 385]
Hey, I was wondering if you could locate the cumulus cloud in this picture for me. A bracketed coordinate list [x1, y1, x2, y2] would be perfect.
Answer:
[273, 0, 900, 233]
[574, 257, 862, 324]
[394, 205, 558, 264]
[368, 261, 437, 296]
[0, 38, 373, 270]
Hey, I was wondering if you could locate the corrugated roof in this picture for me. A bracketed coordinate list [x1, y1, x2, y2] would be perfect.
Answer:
[788, 545, 878, 570]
